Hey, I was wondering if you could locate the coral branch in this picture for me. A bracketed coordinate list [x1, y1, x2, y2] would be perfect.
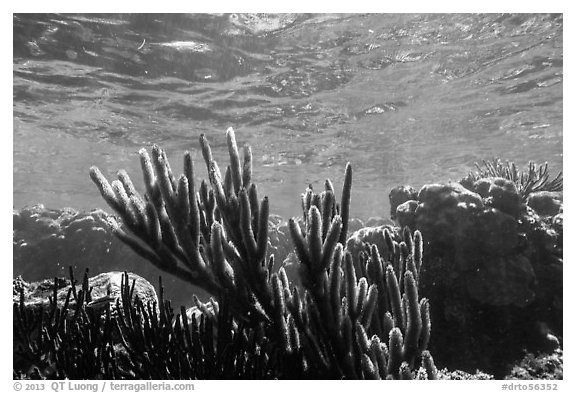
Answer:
[87, 127, 437, 380]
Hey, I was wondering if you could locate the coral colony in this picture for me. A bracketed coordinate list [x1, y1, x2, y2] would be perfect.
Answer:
[13, 128, 562, 380]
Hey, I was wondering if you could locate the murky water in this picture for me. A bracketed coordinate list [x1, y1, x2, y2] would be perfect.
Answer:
[13, 13, 563, 221]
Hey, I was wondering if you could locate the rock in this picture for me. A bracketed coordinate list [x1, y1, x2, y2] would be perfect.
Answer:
[521, 208, 562, 258]
[389, 185, 417, 219]
[438, 369, 494, 380]
[473, 208, 519, 256]
[527, 191, 563, 217]
[414, 182, 483, 245]
[13, 205, 203, 308]
[552, 212, 562, 243]
[13, 205, 117, 279]
[388, 177, 563, 376]
[505, 349, 563, 380]
[418, 183, 484, 210]
[465, 254, 535, 307]
[395, 200, 418, 230]
[472, 177, 493, 197]
[474, 177, 522, 218]
[13, 271, 158, 379]
[345, 225, 400, 263]
[13, 271, 158, 316]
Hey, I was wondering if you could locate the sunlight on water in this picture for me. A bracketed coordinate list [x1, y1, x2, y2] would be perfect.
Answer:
[14, 13, 562, 221]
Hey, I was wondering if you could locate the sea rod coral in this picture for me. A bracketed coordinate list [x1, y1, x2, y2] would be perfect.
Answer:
[461, 158, 562, 202]
[88, 127, 436, 379]
[14, 269, 278, 379]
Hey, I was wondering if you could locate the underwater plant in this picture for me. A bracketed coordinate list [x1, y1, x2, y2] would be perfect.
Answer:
[87, 128, 436, 379]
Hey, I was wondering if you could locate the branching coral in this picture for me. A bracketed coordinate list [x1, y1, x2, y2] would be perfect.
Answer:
[86, 127, 437, 379]
[461, 158, 562, 201]
[90, 129, 274, 322]
[14, 270, 279, 379]
[113, 273, 279, 379]
[14, 269, 120, 379]
[15, 127, 562, 379]
[14, 263, 434, 379]
[286, 191, 432, 378]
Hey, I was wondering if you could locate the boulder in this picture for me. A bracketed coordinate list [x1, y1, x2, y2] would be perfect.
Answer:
[388, 178, 562, 376]
[395, 200, 418, 230]
[527, 191, 563, 217]
[13, 205, 202, 308]
[345, 224, 400, 263]
[413, 182, 484, 245]
[473, 177, 522, 218]
[13, 271, 158, 315]
[389, 185, 417, 219]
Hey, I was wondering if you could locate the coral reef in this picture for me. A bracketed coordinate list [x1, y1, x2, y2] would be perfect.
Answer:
[13, 205, 314, 309]
[13, 271, 157, 316]
[14, 269, 119, 379]
[18, 268, 558, 380]
[389, 185, 417, 220]
[388, 160, 562, 377]
[460, 159, 562, 201]
[13, 205, 201, 307]
[526, 191, 562, 217]
[14, 270, 278, 379]
[13, 206, 119, 279]
[14, 128, 562, 380]
[438, 369, 494, 380]
[505, 349, 563, 380]
[84, 127, 437, 379]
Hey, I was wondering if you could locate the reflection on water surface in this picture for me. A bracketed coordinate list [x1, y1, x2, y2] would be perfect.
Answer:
[14, 13, 562, 221]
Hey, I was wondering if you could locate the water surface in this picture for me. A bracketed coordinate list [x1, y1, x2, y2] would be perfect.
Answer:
[13, 13, 563, 221]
